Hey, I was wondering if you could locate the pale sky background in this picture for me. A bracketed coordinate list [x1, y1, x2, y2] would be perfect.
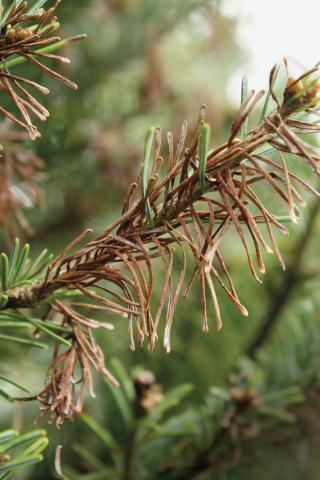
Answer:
[222, 0, 320, 102]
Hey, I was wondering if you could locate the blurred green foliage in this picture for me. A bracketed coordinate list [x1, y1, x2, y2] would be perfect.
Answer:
[0, 429, 48, 480]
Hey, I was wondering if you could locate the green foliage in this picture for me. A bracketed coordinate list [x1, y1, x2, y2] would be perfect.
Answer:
[0, 239, 53, 297]
[0, 240, 72, 357]
[199, 123, 211, 192]
[240, 75, 248, 139]
[0, 308, 73, 356]
[142, 126, 157, 227]
[64, 331, 316, 480]
[0, 428, 48, 480]
[259, 63, 280, 124]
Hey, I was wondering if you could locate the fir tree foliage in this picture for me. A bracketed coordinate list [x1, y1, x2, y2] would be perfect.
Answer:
[0, 1, 319, 479]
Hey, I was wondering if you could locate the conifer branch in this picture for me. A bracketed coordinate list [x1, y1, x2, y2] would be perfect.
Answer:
[0, 0, 84, 139]
[2, 61, 320, 424]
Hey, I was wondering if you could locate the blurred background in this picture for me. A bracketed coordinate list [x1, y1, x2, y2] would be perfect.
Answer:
[1, 0, 320, 478]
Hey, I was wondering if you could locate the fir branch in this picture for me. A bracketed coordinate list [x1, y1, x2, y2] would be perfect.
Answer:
[3, 61, 320, 424]
[0, 0, 84, 139]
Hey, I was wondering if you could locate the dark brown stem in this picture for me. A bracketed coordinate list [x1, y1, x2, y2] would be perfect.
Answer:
[174, 388, 320, 480]
[174, 424, 230, 480]
[123, 424, 137, 480]
[246, 197, 320, 358]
